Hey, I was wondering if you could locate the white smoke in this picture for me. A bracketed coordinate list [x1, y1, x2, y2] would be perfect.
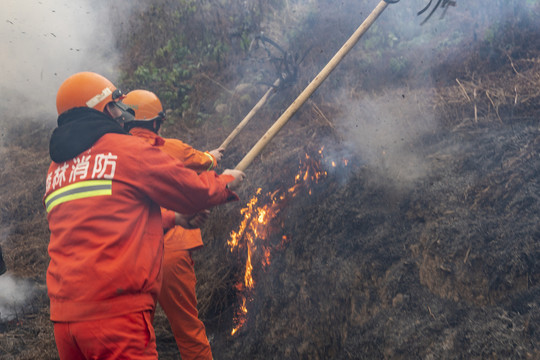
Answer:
[332, 89, 435, 186]
[0, 0, 146, 120]
[309, 0, 530, 187]
[0, 274, 36, 320]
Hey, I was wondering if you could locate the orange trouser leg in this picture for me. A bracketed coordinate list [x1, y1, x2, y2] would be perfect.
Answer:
[158, 249, 213, 360]
[54, 311, 158, 360]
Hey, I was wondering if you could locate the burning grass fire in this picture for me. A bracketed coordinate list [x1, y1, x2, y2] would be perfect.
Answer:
[228, 147, 348, 335]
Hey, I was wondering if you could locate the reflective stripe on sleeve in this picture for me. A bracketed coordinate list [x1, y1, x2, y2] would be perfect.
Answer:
[204, 152, 215, 171]
[45, 180, 112, 213]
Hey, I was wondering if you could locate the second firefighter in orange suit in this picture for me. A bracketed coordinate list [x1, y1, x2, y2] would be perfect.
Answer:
[123, 89, 222, 360]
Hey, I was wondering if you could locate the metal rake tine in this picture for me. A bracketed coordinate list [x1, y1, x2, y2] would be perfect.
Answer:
[420, 0, 443, 25]
[417, 0, 433, 16]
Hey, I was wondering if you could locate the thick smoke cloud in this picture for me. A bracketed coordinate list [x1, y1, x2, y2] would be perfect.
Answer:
[249, 0, 535, 187]
[294, 0, 529, 186]
[0, 0, 144, 119]
[334, 89, 435, 185]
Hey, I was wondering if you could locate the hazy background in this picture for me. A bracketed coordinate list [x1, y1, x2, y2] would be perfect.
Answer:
[0, 0, 146, 119]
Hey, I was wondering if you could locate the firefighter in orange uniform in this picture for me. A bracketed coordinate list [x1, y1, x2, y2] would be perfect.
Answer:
[44, 72, 245, 360]
[123, 89, 221, 360]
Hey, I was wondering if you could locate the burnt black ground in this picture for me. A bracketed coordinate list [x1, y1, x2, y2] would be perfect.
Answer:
[179, 117, 539, 360]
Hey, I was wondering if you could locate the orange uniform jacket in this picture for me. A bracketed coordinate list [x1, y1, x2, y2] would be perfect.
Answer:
[130, 128, 212, 251]
[44, 110, 237, 323]
[130, 128, 216, 174]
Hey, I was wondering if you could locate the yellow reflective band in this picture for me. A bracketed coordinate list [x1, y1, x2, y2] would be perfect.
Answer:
[45, 180, 112, 213]
[204, 152, 215, 171]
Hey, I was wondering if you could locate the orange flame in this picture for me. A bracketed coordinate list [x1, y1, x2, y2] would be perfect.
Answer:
[244, 244, 254, 289]
[231, 297, 248, 335]
[228, 147, 347, 335]
[228, 189, 262, 250]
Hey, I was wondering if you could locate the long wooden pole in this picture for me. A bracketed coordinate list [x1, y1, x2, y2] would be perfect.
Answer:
[235, 0, 389, 171]
[220, 78, 280, 149]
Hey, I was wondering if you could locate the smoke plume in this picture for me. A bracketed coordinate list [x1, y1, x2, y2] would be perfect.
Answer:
[289, 0, 531, 186]
[0, 0, 145, 120]
[0, 274, 36, 320]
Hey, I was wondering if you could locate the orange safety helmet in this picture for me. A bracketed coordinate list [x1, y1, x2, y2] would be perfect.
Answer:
[56, 71, 122, 115]
[122, 89, 164, 121]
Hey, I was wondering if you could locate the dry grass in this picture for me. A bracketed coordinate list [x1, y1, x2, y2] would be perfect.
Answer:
[434, 57, 540, 129]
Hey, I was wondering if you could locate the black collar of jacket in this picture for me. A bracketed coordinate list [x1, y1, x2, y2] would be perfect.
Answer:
[49, 107, 129, 163]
